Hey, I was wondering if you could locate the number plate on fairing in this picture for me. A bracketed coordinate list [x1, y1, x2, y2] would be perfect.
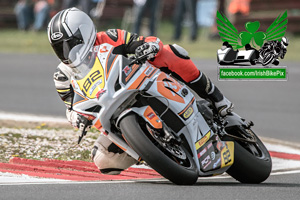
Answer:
[76, 57, 105, 99]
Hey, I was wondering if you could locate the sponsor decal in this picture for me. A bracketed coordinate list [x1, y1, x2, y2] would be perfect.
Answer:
[199, 147, 207, 157]
[96, 89, 106, 99]
[100, 46, 108, 53]
[89, 79, 102, 95]
[216, 140, 225, 152]
[195, 131, 211, 150]
[144, 66, 154, 76]
[123, 65, 132, 76]
[207, 142, 213, 149]
[51, 32, 63, 41]
[147, 112, 155, 120]
[220, 142, 234, 168]
[213, 157, 221, 169]
[144, 107, 162, 129]
[183, 106, 194, 120]
[201, 155, 211, 170]
[211, 151, 216, 160]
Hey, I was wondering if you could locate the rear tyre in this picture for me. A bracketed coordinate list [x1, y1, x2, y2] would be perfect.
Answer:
[119, 113, 198, 185]
[223, 128, 272, 183]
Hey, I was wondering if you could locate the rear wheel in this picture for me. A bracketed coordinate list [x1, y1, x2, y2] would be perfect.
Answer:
[119, 113, 198, 185]
[223, 127, 272, 183]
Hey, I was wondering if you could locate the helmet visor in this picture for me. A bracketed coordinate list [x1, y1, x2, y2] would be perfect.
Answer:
[51, 34, 83, 64]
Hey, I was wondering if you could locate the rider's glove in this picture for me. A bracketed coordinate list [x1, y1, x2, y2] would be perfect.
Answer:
[135, 42, 160, 63]
[66, 109, 93, 131]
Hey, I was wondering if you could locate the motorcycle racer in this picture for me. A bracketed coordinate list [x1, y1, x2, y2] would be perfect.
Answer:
[258, 36, 289, 65]
[48, 7, 234, 175]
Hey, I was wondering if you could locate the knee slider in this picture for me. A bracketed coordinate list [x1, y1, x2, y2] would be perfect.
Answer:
[91, 135, 137, 175]
[169, 44, 190, 59]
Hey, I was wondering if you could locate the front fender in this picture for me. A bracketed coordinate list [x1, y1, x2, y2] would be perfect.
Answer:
[116, 106, 163, 130]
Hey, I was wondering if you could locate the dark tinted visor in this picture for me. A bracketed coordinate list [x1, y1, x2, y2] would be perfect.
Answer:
[51, 35, 83, 64]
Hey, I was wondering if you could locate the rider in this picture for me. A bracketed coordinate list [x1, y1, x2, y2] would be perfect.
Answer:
[259, 36, 289, 65]
[48, 7, 234, 175]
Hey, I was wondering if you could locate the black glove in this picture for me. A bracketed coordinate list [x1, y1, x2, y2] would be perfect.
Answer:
[76, 114, 93, 131]
[66, 109, 93, 131]
[135, 42, 159, 64]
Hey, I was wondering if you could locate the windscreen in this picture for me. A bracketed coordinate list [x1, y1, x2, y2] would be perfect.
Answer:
[71, 46, 98, 80]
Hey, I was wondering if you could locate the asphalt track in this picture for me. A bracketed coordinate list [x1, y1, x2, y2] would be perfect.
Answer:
[0, 53, 299, 142]
[1, 172, 300, 200]
[0, 53, 300, 199]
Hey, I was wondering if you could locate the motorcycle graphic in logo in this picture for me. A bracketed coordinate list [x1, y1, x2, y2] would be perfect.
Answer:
[216, 11, 289, 66]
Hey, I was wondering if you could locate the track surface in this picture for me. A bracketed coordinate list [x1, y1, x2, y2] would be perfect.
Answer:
[1, 172, 300, 200]
[0, 53, 300, 199]
[0, 53, 299, 142]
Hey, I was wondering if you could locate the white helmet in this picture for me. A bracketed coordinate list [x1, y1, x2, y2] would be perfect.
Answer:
[281, 36, 289, 48]
[47, 7, 96, 67]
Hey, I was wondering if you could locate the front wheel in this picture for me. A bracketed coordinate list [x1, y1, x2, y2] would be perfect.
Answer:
[119, 113, 198, 185]
[224, 127, 272, 183]
[262, 52, 275, 66]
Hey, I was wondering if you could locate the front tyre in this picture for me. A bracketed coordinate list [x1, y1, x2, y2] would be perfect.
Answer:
[262, 52, 275, 66]
[224, 128, 272, 183]
[119, 113, 198, 185]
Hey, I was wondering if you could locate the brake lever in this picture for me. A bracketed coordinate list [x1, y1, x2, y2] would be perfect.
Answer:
[77, 123, 88, 144]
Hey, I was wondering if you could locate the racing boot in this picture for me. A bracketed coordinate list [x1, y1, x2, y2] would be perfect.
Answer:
[187, 71, 234, 116]
[91, 134, 137, 175]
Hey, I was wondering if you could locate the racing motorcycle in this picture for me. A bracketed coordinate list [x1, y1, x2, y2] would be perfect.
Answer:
[257, 39, 288, 66]
[258, 45, 281, 66]
[71, 43, 272, 185]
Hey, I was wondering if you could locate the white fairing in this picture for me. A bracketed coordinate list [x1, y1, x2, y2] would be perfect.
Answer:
[72, 43, 230, 176]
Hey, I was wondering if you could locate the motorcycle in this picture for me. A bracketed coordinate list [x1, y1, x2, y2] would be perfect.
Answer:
[71, 43, 272, 185]
[258, 42, 286, 66]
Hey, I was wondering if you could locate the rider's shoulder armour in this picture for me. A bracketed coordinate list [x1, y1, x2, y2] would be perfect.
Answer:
[105, 29, 119, 42]
[169, 44, 190, 59]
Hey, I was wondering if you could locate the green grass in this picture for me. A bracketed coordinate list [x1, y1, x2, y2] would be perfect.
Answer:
[0, 29, 52, 54]
[0, 20, 299, 61]
[0, 128, 99, 162]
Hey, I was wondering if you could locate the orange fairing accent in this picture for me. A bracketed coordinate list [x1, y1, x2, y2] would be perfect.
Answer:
[93, 119, 102, 130]
[73, 90, 88, 106]
[178, 97, 195, 116]
[105, 48, 116, 79]
[125, 64, 139, 82]
[157, 73, 185, 104]
[144, 106, 162, 129]
[128, 66, 158, 90]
